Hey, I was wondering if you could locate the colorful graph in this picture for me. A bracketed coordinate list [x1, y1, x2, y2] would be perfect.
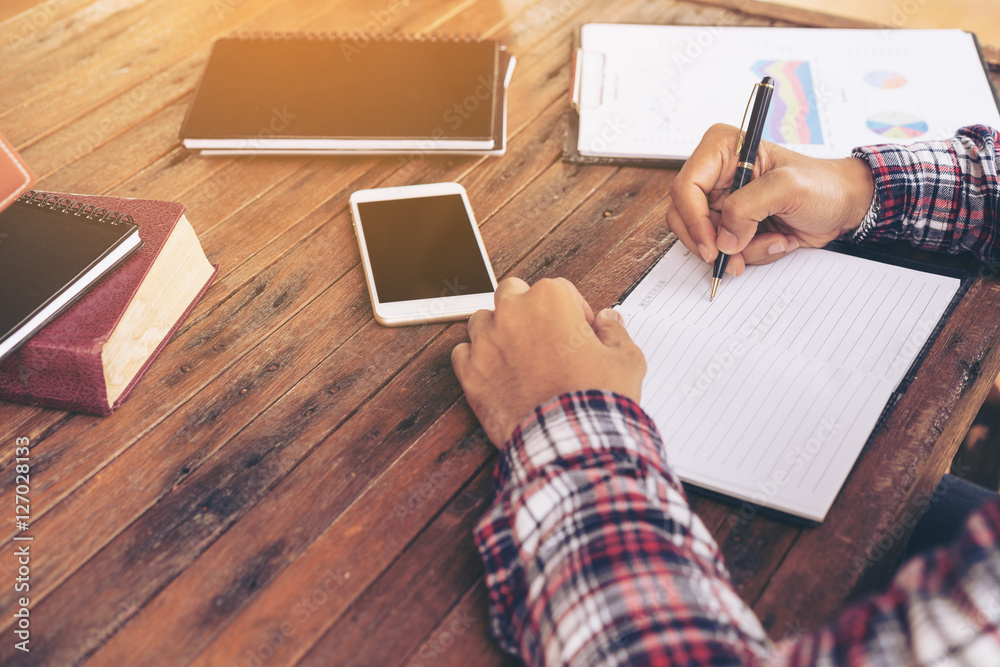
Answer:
[751, 60, 823, 145]
[866, 112, 928, 139]
[864, 70, 908, 89]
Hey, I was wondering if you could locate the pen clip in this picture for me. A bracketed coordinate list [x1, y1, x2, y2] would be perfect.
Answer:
[735, 80, 774, 156]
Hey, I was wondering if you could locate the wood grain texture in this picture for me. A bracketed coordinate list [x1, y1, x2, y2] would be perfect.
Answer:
[1, 0, 999, 664]
[688, 0, 1000, 67]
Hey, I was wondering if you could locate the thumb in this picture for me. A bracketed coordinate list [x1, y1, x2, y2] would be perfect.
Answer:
[592, 309, 632, 347]
[717, 169, 790, 254]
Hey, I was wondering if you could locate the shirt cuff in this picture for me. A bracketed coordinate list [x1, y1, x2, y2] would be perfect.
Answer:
[850, 125, 999, 255]
[493, 390, 677, 492]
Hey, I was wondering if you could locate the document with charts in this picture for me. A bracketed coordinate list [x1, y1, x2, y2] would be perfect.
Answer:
[573, 25, 1000, 161]
[614, 243, 961, 522]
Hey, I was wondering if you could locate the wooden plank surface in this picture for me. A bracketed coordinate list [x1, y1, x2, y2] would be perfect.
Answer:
[689, 0, 1000, 67]
[1, 0, 999, 665]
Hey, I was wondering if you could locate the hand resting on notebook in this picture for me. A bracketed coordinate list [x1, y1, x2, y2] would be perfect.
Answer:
[450, 276, 645, 446]
[666, 123, 876, 276]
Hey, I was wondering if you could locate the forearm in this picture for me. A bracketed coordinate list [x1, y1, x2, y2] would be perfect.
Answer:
[473, 390, 1000, 666]
[473, 390, 770, 666]
[852, 125, 1000, 264]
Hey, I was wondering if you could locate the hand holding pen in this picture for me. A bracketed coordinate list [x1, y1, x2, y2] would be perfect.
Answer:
[663, 97, 877, 296]
[710, 76, 773, 300]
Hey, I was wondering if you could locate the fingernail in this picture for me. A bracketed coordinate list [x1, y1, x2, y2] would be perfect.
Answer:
[767, 240, 785, 256]
[717, 228, 738, 253]
[697, 243, 713, 263]
[599, 308, 625, 325]
[787, 237, 799, 251]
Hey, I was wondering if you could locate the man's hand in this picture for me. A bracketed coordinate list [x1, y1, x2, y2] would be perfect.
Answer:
[451, 277, 646, 447]
[666, 123, 876, 275]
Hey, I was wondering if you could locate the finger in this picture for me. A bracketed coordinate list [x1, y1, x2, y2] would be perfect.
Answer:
[451, 342, 470, 380]
[724, 252, 745, 276]
[550, 277, 595, 324]
[466, 308, 493, 342]
[592, 309, 632, 348]
[717, 169, 796, 254]
[666, 200, 713, 263]
[670, 125, 740, 254]
[742, 234, 800, 265]
[494, 276, 529, 301]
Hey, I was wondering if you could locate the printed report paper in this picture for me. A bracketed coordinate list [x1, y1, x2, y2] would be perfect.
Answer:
[576, 25, 1000, 160]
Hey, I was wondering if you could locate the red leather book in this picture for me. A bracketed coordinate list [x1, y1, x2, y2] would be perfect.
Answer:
[0, 191, 218, 415]
[0, 130, 34, 212]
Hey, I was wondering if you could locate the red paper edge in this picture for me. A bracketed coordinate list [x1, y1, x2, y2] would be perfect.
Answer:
[0, 131, 35, 212]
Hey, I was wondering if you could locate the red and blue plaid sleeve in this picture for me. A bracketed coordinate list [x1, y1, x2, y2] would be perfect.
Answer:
[474, 391, 1000, 666]
[473, 390, 771, 666]
[852, 125, 1000, 264]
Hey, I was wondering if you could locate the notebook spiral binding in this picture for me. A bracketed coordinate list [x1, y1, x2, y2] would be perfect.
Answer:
[229, 30, 482, 43]
[17, 190, 135, 225]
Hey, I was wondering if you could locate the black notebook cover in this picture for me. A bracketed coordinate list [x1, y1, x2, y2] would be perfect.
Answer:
[181, 34, 501, 148]
[0, 194, 142, 362]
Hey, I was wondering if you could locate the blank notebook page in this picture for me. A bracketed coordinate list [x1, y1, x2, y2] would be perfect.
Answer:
[615, 243, 960, 521]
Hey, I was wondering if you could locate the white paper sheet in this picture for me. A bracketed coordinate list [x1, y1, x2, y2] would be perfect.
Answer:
[577, 25, 1000, 160]
[615, 243, 960, 521]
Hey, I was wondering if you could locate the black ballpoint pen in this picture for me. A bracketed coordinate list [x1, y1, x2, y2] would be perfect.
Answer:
[710, 75, 775, 301]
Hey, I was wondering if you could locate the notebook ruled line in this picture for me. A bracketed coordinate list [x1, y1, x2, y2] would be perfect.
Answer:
[615, 243, 961, 521]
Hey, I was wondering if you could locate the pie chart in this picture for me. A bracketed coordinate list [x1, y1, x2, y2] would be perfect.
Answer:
[864, 70, 908, 89]
[866, 112, 928, 139]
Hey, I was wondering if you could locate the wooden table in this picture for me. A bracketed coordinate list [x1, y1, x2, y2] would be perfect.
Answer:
[2, 1, 1000, 665]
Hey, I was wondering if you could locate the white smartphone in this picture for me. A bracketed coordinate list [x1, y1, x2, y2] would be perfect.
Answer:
[349, 182, 498, 326]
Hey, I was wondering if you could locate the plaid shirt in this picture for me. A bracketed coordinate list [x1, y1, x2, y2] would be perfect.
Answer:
[474, 127, 1000, 666]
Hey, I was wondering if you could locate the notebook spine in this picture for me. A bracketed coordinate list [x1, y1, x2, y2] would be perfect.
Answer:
[228, 30, 482, 43]
[17, 190, 135, 226]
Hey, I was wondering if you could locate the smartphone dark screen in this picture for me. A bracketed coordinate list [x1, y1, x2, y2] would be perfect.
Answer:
[357, 194, 495, 303]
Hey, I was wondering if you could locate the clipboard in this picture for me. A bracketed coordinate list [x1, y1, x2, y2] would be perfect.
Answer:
[562, 25, 1000, 169]
[563, 30, 688, 169]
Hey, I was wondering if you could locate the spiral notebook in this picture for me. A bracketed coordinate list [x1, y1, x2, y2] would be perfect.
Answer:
[181, 33, 515, 155]
[0, 193, 143, 362]
[0, 190, 217, 415]
[615, 242, 965, 523]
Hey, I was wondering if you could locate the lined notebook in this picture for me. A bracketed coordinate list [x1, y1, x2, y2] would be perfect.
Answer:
[181, 33, 515, 154]
[615, 243, 961, 522]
